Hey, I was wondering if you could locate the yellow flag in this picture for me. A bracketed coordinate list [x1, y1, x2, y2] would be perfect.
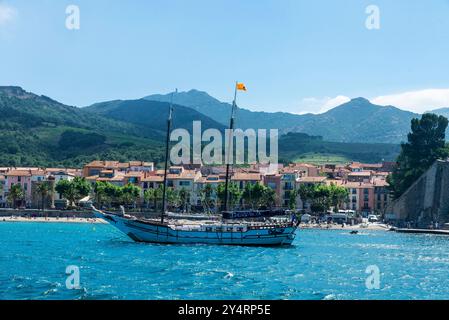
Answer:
[236, 83, 247, 91]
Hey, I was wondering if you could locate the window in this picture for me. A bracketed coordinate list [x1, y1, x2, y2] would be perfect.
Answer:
[179, 181, 190, 187]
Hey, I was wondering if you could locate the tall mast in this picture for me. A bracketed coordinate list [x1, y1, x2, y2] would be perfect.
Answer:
[223, 82, 238, 212]
[161, 89, 176, 223]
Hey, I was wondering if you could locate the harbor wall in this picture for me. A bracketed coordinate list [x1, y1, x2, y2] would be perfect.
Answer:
[386, 160, 449, 227]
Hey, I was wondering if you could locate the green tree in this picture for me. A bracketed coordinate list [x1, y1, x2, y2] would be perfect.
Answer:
[198, 184, 215, 213]
[179, 188, 191, 212]
[55, 177, 92, 208]
[7, 184, 24, 209]
[120, 183, 141, 208]
[35, 181, 53, 212]
[288, 188, 299, 210]
[261, 187, 277, 209]
[143, 188, 155, 209]
[217, 183, 242, 211]
[387, 113, 449, 199]
[93, 181, 108, 207]
[241, 182, 266, 209]
[166, 187, 180, 210]
[328, 183, 349, 212]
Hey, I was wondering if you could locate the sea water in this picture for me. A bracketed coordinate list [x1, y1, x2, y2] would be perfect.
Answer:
[1, 222, 449, 300]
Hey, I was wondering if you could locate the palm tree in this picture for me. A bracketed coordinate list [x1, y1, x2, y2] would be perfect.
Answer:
[179, 188, 190, 213]
[8, 184, 25, 209]
[199, 184, 215, 213]
[35, 181, 52, 212]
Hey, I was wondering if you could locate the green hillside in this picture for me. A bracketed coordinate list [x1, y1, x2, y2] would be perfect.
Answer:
[0, 87, 165, 167]
[84, 99, 226, 133]
[0, 86, 402, 168]
[278, 132, 401, 164]
[146, 91, 420, 143]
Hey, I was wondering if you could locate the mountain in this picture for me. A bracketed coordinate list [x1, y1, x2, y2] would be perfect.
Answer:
[431, 107, 449, 118]
[0, 86, 165, 167]
[145, 91, 420, 143]
[84, 99, 226, 133]
[279, 132, 401, 164]
[145, 89, 311, 136]
[293, 98, 419, 143]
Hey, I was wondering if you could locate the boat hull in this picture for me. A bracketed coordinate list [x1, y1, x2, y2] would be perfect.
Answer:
[94, 210, 297, 246]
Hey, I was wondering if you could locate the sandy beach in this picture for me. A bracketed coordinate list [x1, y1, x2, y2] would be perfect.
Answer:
[300, 223, 391, 231]
[0, 216, 390, 231]
[0, 216, 107, 224]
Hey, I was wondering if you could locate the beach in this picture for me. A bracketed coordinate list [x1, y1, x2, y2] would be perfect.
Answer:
[299, 223, 391, 231]
[0, 216, 106, 224]
[0, 215, 390, 231]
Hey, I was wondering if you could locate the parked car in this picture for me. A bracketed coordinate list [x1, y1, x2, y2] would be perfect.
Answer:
[368, 215, 379, 223]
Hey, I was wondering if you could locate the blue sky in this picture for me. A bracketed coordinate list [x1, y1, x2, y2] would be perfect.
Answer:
[1, 0, 449, 114]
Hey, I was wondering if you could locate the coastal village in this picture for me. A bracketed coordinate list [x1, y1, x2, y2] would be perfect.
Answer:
[0, 160, 396, 222]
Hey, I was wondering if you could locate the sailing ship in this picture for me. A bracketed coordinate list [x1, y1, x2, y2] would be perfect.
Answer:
[92, 84, 299, 246]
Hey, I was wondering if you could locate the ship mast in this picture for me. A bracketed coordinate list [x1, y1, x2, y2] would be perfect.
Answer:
[161, 89, 176, 224]
[223, 82, 238, 212]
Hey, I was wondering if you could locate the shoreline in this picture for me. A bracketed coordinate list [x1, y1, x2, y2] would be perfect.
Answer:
[0, 217, 389, 230]
[299, 223, 391, 231]
[0, 216, 107, 224]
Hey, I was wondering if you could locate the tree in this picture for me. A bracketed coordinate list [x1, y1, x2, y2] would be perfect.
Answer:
[104, 183, 121, 207]
[261, 187, 277, 209]
[198, 184, 215, 213]
[328, 183, 349, 212]
[288, 188, 299, 211]
[55, 177, 92, 208]
[35, 181, 53, 212]
[7, 184, 24, 209]
[93, 181, 108, 207]
[179, 188, 191, 212]
[242, 182, 266, 209]
[166, 187, 180, 210]
[387, 113, 449, 199]
[143, 188, 155, 209]
[217, 183, 242, 211]
[120, 183, 141, 208]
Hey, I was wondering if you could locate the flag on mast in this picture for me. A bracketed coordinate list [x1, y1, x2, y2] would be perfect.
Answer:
[236, 83, 247, 91]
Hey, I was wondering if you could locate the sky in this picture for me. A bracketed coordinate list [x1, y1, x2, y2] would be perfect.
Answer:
[1, 0, 449, 114]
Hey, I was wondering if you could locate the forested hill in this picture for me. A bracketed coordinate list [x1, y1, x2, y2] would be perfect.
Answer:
[0, 86, 165, 167]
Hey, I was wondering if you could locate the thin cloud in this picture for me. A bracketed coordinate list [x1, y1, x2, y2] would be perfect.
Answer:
[371, 89, 449, 113]
[296, 95, 350, 114]
[0, 2, 17, 26]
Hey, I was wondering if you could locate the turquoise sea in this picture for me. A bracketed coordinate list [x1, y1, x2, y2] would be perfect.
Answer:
[1, 222, 449, 300]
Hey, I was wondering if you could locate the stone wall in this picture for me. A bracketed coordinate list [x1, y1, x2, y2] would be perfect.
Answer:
[386, 160, 449, 227]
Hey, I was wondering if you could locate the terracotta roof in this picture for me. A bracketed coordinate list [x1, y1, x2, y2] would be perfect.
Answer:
[85, 161, 120, 168]
[125, 172, 143, 178]
[299, 176, 327, 183]
[167, 170, 199, 180]
[5, 170, 32, 177]
[231, 173, 261, 181]
[141, 176, 164, 182]
[348, 171, 372, 177]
